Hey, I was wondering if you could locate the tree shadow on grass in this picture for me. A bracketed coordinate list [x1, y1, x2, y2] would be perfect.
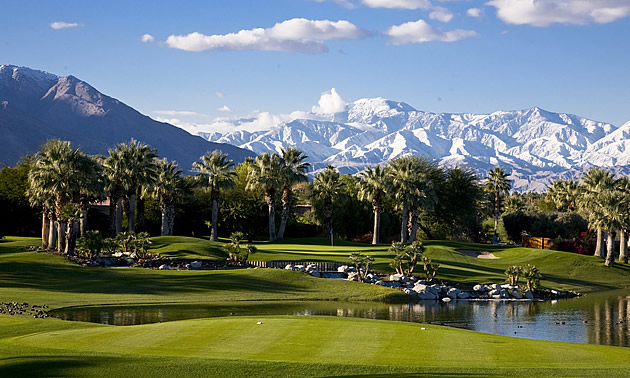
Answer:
[0, 261, 302, 296]
[0, 356, 96, 377]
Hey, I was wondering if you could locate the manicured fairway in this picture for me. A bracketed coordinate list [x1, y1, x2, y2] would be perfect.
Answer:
[2, 315, 630, 377]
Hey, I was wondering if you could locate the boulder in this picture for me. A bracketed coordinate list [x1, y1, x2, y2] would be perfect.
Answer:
[447, 288, 461, 299]
[347, 272, 360, 281]
[389, 274, 404, 282]
[414, 284, 428, 292]
[158, 264, 170, 270]
[190, 261, 203, 269]
[285, 264, 294, 270]
[473, 284, 483, 292]
[524, 290, 534, 300]
[403, 288, 417, 296]
[418, 291, 438, 300]
[510, 289, 523, 299]
[457, 292, 471, 300]
[442, 297, 452, 303]
[375, 280, 385, 286]
[310, 271, 321, 278]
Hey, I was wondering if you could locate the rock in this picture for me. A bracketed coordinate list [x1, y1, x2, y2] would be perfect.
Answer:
[285, 264, 294, 270]
[375, 280, 385, 286]
[473, 284, 483, 292]
[404, 288, 417, 296]
[347, 272, 360, 281]
[457, 292, 471, 299]
[447, 288, 461, 299]
[418, 291, 438, 300]
[491, 284, 500, 290]
[158, 264, 170, 270]
[524, 290, 534, 300]
[510, 289, 523, 299]
[310, 271, 321, 278]
[414, 284, 428, 292]
[442, 297, 452, 303]
[190, 261, 202, 269]
[389, 274, 404, 282]
[551, 289, 560, 296]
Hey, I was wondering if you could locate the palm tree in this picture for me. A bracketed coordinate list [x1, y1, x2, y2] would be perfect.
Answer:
[547, 179, 579, 212]
[358, 164, 388, 245]
[277, 147, 310, 240]
[28, 140, 92, 254]
[26, 177, 55, 250]
[589, 190, 625, 267]
[313, 165, 344, 239]
[388, 156, 417, 243]
[614, 176, 630, 264]
[116, 140, 158, 233]
[580, 168, 617, 258]
[194, 150, 236, 241]
[153, 159, 185, 236]
[102, 149, 129, 237]
[247, 153, 284, 241]
[485, 167, 511, 244]
[76, 154, 105, 237]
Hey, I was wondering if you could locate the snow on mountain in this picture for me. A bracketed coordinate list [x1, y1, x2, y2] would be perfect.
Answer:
[200, 97, 627, 192]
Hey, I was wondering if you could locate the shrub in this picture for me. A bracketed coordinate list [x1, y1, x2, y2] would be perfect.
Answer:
[349, 252, 374, 282]
[389, 241, 424, 275]
[421, 256, 440, 283]
[504, 265, 523, 286]
[76, 230, 104, 259]
[223, 231, 257, 264]
[523, 264, 542, 292]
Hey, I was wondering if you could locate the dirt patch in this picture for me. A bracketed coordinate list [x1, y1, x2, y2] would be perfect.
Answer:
[456, 249, 499, 259]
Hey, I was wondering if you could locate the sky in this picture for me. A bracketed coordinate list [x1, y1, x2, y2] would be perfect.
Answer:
[2, 0, 630, 133]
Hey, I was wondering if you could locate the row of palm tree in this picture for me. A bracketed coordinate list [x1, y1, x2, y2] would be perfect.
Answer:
[544, 168, 630, 266]
[28, 139, 186, 255]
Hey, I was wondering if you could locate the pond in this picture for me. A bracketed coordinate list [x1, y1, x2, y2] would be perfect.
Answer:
[51, 290, 630, 348]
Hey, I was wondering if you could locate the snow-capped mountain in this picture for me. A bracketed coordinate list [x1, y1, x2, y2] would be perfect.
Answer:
[200, 97, 628, 192]
[0, 64, 253, 170]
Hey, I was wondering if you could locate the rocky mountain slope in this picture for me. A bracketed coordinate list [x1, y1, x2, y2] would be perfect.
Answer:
[201, 98, 629, 192]
[0, 65, 253, 171]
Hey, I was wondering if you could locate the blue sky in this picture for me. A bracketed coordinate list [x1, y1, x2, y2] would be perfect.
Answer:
[2, 0, 630, 131]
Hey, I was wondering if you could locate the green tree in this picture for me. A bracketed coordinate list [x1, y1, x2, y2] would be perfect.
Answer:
[153, 159, 185, 236]
[247, 153, 283, 241]
[194, 150, 236, 241]
[485, 167, 512, 244]
[579, 168, 617, 258]
[313, 165, 344, 238]
[523, 264, 542, 292]
[358, 164, 389, 245]
[277, 147, 310, 240]
[389, 241, 424, 275]
[349, 252, 374, 282]
[505, 265, 523, 286]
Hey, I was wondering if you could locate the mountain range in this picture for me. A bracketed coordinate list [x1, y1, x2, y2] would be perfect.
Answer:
[0, 65, 253, 171]
[200, 98, 630, 192]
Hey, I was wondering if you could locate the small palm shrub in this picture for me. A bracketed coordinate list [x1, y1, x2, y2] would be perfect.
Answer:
[349, 252, 374, 282]
[523, 264, 542, 292]
[421, 256, 440, 283]
[76, 230, 104, 259]
[504, 265, 523, 286]
[389, 241, 424, 275]
[223, 232, 257, 264]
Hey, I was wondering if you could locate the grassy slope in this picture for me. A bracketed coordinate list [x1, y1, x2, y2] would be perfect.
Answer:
[2, 315, 630, 377]
[0, 237, 406, 309]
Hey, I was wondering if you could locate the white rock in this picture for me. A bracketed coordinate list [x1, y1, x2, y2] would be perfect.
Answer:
[404, 288, 417, 295]
[447, 288, 461, 299]
[158, 264, 170, 270]
[285, 264, 294, 270]
[473, 284, 483, 292]
[442, 297, 452, 303]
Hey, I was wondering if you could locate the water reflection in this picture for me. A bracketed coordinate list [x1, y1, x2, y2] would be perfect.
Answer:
[51, 291, 630, 347]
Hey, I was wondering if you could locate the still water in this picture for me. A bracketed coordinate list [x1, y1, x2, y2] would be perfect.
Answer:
[52, 290, 630, 347]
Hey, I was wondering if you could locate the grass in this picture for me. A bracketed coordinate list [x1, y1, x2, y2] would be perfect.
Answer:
[2, 315, 630, 377]
[4, 235, 630, 376]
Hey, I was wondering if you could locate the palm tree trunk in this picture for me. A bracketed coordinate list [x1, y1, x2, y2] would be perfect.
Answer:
[79, 206, 88, 238]
[128, 192, 136, 233]
[492, 187, 502, 244]
[108, 197, 117, 237]
[620, 230, 628, 264]
[372, 208, 380, 245]
[48, 214, 57, 250]
[57, 221, 66, 254]
[409, 209, 419, 242]
[400, 204, 408, 242]
[210, 198, 220, 242]
[41, 210, 49, 250]
[136, 187, 146, 233]
[266, 190, 276, 241]
[64, 221, 78, 255]
[605, 230, 615, 267]
[595, 227, 605, 258]
[115, 198, 123, 234]
[160, 201, 168, 236]
[277, 188, 291, 240]
[167, 203, 175, 236]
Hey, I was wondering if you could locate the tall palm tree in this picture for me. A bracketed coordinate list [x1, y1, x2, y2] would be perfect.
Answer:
[485, 167, 511, 244]
[547, 179, 579, 212]
[589, 190, 625, 267]
[388, 156, 418, 243]
[358, 164, 388, 245]
[277, 147, 310, 240]
[28, 140, 91, 254]
[102, 149, 127, 236]
[116, 140, 158, 233]
[194, 150, 236, 241]
[580, 168, 617, 258]
[313, 165, 344, 239]
[76, 154, 105, 237]
[153, 159, 185, 236]
[26, 177, 55, 250]
[247, 153, 283, 241]
[615, 176, 630, 264]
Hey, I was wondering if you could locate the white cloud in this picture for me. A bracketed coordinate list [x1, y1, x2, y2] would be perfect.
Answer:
[215, 91, 225, 99]
[217, 105, 232, 112]
[165, 18, 366, 53]
[467, 8, 482, 17]
[50, 22, 79, 30]
[312, 88, 348, 114]
[362, 0, 432, 9]
[141, 34, 155, 43]
[487, 0, 630, 26]
[386, 19, 478, 44]
[153, 110, 208, 117]
[430, 7, 454, 22]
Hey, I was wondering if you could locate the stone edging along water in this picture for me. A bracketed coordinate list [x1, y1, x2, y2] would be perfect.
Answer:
[284, 263, 580, 301]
